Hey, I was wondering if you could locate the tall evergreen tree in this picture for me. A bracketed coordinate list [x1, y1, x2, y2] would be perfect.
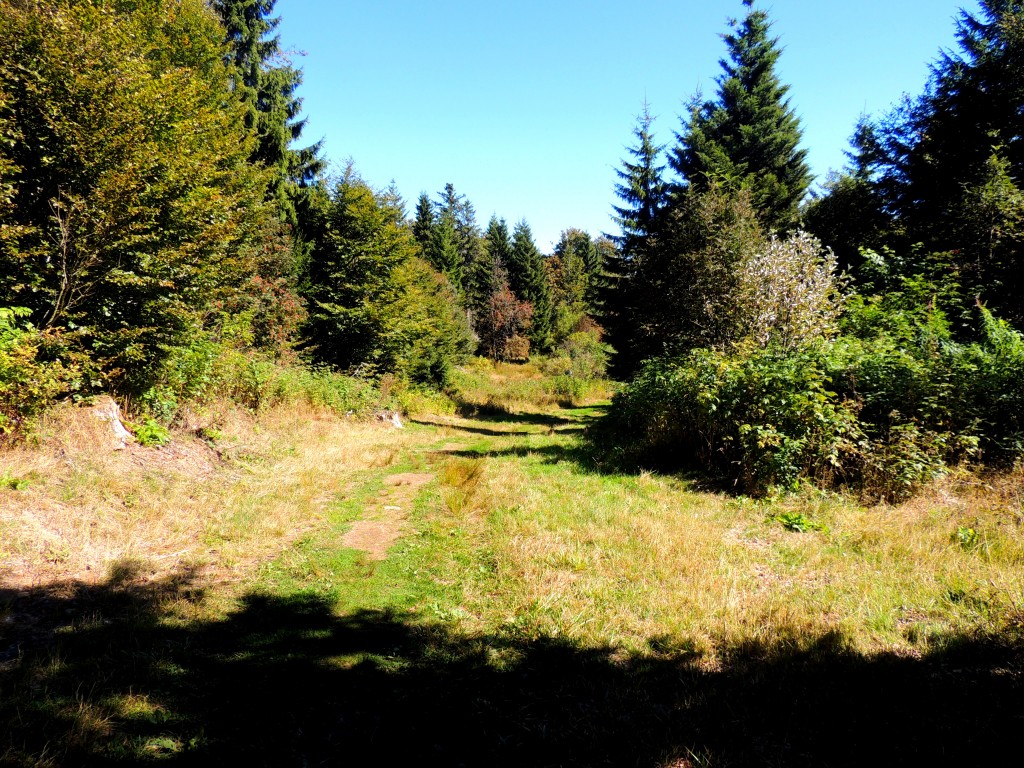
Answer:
[671, 0, 811, 230]
[485, 215, 514, 273]
[611, 102, 667, 261]
[429, 206, 462, 291]
[213, 0, 323, 224]
[299, 166, 470, 382]
[854, 0, 1024, 320]
[605, 105, 665, 373]
[412, 192, 435, 253]
[509, 220, 553, 351]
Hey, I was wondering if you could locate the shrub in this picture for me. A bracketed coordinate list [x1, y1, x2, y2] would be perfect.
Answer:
[606, 345, 863, 495]
[133, 419, 171, 447]
[604, 302, 1024, 499]
[0, 307, 77, 438]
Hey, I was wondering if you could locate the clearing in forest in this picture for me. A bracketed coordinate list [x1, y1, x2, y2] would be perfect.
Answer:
[1, 391, 1022, 766]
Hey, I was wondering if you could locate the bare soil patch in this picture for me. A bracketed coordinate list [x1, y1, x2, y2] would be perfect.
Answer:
[341, 472, 436, 559]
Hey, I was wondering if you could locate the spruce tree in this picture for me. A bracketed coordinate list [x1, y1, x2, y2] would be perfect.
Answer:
[509, 220, 553, 352]
[213, 0, 323, 224]
[855, 0, 1024, 320]
[671, 0, 810, 230]
[429, 207, 462, 291]
[605, 105, 665, 374]
[412, 192, 435, 253]
[611, 102, 667, 261]
[485, 215, 514, 273]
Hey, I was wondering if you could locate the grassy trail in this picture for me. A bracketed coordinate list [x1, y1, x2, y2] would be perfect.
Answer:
[1, 400, 1023, 766]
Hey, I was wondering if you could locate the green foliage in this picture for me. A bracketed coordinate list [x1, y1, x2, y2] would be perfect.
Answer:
[953, 526, 980, 550]
[775, 511, 827, 533]
[850, 1, 1024, 323]
[606, 345, 862, 494]
[0, 0, 275, 394]
[548, 229, 604, 344]
[300, 167, 471, 385]
[384, 257, 475, 385]
[612, 187, 765, 374]
[0, 307, 77, 438]
[611, 103, 667, 260]
[508, 220, 554, 352]
[671, 1, 811, 229]
[542, 331, 611, 381]
[1, 472, 28, 491]
[212, 0, 323, 224]
[133, 419, 171, 448]
[606, 296, 1024, 498]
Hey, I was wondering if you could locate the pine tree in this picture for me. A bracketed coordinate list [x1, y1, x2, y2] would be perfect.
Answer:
[213, 0, 323, 224]
[509, 220, 553, 352]
[855, 0, 1024, 319]
[611, 102, 667, 262]
[671, 0, 811, 230]
[412, 192, 435, 253]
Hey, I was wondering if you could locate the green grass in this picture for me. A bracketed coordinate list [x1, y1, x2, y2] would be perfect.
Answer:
[1, 374, 1022, 766]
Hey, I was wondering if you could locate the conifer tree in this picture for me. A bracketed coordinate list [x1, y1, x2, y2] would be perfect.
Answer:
[485, 216, 514, 273]
[611, 103, 667, 262]
[213, 0, 323, 224]
[299, 166, 470, 382]
[509, 220, 553, 351]
[549, 229, 593, 342]
[429, 207, 462, 291]
[605, 106, 665, 374]
[671, 0, 811, 230]
[853, 0, 1024, 320]
[412, 192, 435, 253]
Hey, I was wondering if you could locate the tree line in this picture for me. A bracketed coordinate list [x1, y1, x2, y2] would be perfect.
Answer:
[603, 0, 1024, 498]
[3, 0, 1023, 502]
[0, 0, 610, 436]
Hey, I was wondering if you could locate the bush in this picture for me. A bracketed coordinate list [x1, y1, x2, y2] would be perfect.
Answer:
[0, 307, 77, 438]
[606, 345, 863, 495]
[604, 304, 1024, 498]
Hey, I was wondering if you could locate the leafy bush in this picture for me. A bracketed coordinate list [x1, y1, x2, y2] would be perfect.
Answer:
[0, 307, 77, 438]
[133, 419, 171, 448]
[605, 344, 862, 494]
[604, 304, 1024, 498]
[737, 231, 845, 350]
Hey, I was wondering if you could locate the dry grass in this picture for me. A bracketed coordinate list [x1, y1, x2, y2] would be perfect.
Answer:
[439, 421, 1024, 658]
[2, 387, 1021, 766]
[451, 357, 614, 413]
[0, 399, 420, 591]
[2, 391, 1021, 659]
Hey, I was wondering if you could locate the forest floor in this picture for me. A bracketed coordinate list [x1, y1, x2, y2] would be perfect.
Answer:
[1, 372, 1023, 766]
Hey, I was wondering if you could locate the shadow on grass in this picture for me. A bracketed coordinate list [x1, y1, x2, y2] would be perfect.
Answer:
[2, 567, 1022, 766]
[451, 401, 605, 428]
[413, 406, 605, 439]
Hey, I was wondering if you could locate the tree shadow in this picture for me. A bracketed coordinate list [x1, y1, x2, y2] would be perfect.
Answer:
[413, 407, 605, 439]
[2, 569, 1022, 766]
[451, 402, 605, 428]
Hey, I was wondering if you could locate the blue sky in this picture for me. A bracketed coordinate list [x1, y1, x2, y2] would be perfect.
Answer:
[279, 1, 981, 250]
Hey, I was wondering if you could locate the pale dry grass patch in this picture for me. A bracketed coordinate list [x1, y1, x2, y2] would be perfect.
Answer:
[0, 399, 420, 590]
[463, 428, 1024, 655]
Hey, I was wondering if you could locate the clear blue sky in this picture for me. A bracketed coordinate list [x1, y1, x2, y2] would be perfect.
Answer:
[279, 0, 980, 251]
